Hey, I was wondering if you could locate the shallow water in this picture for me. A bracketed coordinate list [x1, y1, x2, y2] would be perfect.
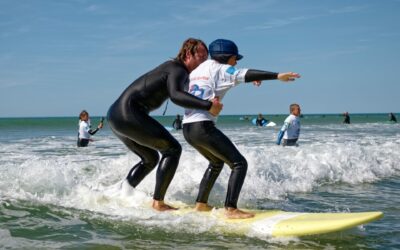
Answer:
[0, 114, 399, 249]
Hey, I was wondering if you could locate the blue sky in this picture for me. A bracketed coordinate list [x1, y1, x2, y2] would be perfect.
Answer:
[1, 0, 399, 117]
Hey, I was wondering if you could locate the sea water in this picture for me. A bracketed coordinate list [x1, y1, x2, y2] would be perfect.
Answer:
[0, 114, 399, 249]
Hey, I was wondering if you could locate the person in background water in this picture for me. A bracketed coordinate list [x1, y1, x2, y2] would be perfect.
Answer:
[183, 38, 300, 219]
[107, 38, 223, 211]
[389, 112, 397, 123]
[256, 113, 268, 126]
[172, 114, 183, 130]
[343, 112, 351, 124]
[77, 110, 103, 147]
[276, 104, 301, 146]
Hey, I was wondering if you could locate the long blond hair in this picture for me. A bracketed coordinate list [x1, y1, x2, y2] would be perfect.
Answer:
[175, 38, 207, 63]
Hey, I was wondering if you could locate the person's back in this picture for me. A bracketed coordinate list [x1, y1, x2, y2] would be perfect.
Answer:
[112, 60, 189, 113]
[184, 59, 248, 123]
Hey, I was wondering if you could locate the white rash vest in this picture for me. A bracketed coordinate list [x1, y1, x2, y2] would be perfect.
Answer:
[183, 59, 248, 124]
[78, 120, 92, 139]
[281, 114, 301, 139]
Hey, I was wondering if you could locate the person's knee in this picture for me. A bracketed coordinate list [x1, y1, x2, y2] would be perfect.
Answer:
[143, 151, 160, 169]
[161, 141, 182, 158]
[210, 162, 224, 173]
[232, 156, 248, 172]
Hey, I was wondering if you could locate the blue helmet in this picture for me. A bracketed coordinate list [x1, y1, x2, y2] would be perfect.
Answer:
[209, 39, 243, 60]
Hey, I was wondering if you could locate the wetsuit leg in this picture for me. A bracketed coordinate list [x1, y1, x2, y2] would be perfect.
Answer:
[77, 139, 89, 147]
[113, 132, 160, 187]
[282, 138, 298, 146]
[108, 104, 182, 201]
[183, 121, 247, 208]
[189, 144, 224, 203]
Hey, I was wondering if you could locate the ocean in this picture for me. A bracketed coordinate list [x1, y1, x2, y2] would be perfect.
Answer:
[0, 114, 399, 249]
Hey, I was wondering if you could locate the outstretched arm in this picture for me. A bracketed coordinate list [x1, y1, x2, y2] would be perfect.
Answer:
[245, 70, 300, 83]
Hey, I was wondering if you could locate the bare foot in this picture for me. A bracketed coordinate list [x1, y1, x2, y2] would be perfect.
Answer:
[225, 207, 255, 219]
[195, 202, 213, 212]
[152, 200, 177, 211]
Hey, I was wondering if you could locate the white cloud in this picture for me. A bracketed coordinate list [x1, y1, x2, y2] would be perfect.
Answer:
[328, 5, 368, 14]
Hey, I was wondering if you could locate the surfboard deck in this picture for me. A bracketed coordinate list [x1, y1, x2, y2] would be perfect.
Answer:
[171, 205, 383, 237]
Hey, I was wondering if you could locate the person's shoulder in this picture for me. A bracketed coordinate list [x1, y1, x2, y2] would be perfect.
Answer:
[158, 60, 187, 73]
[79, 120, 88, 127]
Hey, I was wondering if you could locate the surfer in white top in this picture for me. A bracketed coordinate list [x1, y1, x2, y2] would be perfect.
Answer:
[276, 104, 301, 146]
[183, 39, 300, 219]
[77, 110, 103, 147]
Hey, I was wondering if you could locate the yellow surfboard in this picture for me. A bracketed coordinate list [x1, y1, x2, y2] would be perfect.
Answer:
[172, 205, 383, 237]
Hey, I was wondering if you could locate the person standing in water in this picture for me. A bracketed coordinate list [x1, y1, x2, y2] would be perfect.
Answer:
[172, 114, 183, 130]
[107, 38, 223, 211]
[77, 110, 103, 147]
[182, 39, 300, 219]
[389, 112, 397, 123]
[343, 112, 351, 124]
[276, 104, 301, 146]
[256, 113, 267, 126]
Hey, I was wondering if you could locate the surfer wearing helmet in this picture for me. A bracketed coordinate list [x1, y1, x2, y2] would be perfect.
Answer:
[182, 39, 300, 219]
[107, 38, 223, 211]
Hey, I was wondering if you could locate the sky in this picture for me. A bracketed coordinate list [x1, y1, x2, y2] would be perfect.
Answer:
[1, 0, 399, 117]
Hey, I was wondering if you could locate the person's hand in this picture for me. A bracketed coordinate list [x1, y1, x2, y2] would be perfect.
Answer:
[209, 97, 223, 116]
[98, 122, 103, 129]
[277, 72, 301, 82]
[253, 80, 262, 87]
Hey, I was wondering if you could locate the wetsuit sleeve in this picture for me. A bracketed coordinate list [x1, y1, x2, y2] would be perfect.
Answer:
[245, 69, 278, 82]
[167, 68, 212, 110]
[88, 128, 99, 135]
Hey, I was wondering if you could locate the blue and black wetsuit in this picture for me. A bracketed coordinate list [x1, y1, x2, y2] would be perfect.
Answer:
[107, 60, 212, 201]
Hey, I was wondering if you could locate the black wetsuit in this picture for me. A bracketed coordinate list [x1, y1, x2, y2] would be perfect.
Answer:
[256, 118, 267, 126]
[390, 113, 397, 122]
[343, 115, 350, 124]
[183, 69, 278, 209]
[183, 121, 247, 208]
[107, 60, 211, 201]
[172, 118, 183, 130]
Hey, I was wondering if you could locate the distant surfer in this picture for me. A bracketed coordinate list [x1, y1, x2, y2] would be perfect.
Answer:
[256, 113, 268, 126]
[182, 39, 300, 219]
[77, 110, 103, 147]
[172, 114, 183, 130]
[343, 112, 351, 124]
[107, 38, 223, 211]
[276, 104, 301, 146]
[389, 112, 397, 123]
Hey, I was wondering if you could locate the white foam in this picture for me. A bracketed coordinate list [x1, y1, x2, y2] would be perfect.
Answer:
[0, 123, 399, 236]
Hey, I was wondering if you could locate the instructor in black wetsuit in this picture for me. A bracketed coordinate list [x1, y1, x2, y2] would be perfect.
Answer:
[107, 38, 223, 211]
